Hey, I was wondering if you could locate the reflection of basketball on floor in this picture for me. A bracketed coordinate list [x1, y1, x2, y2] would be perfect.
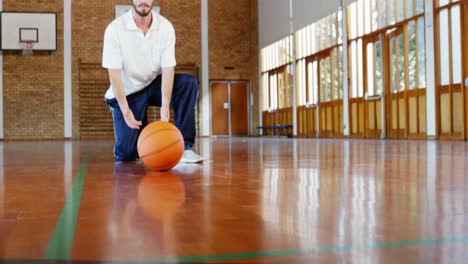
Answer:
[138, 172, 186, 220]
[137, 121, 184, 171]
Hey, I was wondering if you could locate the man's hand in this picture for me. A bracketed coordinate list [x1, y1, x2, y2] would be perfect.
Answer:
[122, 108, 142, 129]
[108, 68, 142, 129]
[160, 104, 170, 122]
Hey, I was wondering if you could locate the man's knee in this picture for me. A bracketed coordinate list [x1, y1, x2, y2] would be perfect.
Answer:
[177, 74, 198, 89]
[114, 147, 138, 162]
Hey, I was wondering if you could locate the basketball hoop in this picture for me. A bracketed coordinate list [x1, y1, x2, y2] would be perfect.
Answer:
[21, 40, 34, 55]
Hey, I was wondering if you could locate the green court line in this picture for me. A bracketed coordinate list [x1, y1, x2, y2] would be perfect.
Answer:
[43, 154, 89, 260]
[135, 235, 468, 263]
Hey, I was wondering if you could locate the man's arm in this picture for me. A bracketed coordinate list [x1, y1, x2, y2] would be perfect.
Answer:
[160, 66, 175, 121]
[108, 68, 142, 129]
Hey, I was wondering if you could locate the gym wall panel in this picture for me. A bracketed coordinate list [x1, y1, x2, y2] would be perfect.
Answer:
[409, 97, 417, 134]
[259, 0, 356, 48]
[399, 98, 406, 130]
[392, 100, 398, 130]
[358, 103, 365, 133]
[258, 0, 290, 48]
[352, 103, 358, 133]
[368, 103, 375, 130]
[419, 95, 426, 133]
[453, 92, 463, 133]
[376, 101, 382, 131]
[441, 93, 451, 134]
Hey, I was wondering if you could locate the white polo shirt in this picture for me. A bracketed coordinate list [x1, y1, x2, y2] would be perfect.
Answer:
[102, 9, 176, 99]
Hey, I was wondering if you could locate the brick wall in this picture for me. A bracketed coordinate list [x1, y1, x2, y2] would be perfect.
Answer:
[2, 0, 258, 139]
[2, 1, 64, 139]
[208, 0, 259, 133]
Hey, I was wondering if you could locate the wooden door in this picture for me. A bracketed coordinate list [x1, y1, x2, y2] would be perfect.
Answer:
[211, 83, 229, 135]
[436, 2, 466, 139]
[363, 35, 384, 138]
[387, 28, 407, 139]
[348, 39, 365, 138]
[230, 82, 249, 136]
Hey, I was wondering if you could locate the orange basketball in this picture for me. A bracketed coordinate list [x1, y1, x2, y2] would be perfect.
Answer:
[137, 121, 184, 171]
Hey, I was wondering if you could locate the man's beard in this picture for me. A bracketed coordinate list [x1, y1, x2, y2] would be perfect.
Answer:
[133, 2, 152, 17]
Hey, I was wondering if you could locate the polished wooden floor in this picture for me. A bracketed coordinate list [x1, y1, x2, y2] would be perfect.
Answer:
[0, 138, 467, 263]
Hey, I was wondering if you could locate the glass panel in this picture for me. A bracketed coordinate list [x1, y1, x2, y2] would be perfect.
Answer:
[358, 39, 364, 97]
[278, 71, 285, 108]
[416, 0, 424, 14]
[380, 0, 387, 28]
[408, 21, 417, 90]
[338, 10, 343, 44]
[296, 62, 302, 105]
[407, 0, 414, 18]
[313, 61, 319, 103]
[351, 41, 358, 98]
[365, 0, 372, 34]
[338, 46, 344, 99]
[397, 0, 405, 22]
[316, 23, 321, 51]
[311, 24, 316, 54]
[439, 9, 450, 85]
[389, 0, 395, 25]
[451, 6, 462, 84]
[367, 43, 375, 96]
[262, 74, 269, 110]
[274, 42, 279, 69]
[358, 0, 364, 37]
[286, 65, 292, 107]
[372, 0, 378, 31]
[348, 3, 357, 39]
[439, 0, 449, 7]
[270, 74, 277, 109]
[331, 14, 337, 46]
[297, 31, 302, 59]
[303, 61, 307, 104]
[375, 41, 383, 95]
[307, 62, 313, 104]
[306, 25, 311, 56]
[320, 59, 326, 102]
[391, 37, 398, 93]
[333, 49, 338, 100]
[417, 17, 426, 88]
[260, 49, 265, 72]
[326, 57, 332, 101]
[398, 34, 405, 92]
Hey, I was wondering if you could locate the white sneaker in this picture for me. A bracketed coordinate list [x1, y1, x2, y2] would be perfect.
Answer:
[180, 150, 204, 163]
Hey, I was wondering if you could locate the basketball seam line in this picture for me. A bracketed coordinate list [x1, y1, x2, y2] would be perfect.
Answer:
[139, 138, 183, 159]
[137, 127, 177, 150]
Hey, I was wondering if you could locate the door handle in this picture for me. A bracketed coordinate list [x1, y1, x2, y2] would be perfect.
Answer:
[223, 102, 230, 109]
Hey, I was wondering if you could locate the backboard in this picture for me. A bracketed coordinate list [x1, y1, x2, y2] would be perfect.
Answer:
[0, 12, 57, 51]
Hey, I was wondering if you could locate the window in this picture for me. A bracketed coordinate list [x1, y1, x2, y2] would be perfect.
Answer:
[417, 17, 426, 88]
[296, 59, 306, 106]
[308, 61, 319, 104]
[262, 73, 269, 111]
[375, 41, 383, 95]
[270, 74, 278, 110]
[408, 21, 417, 90]
[380, 0, 387, 28]
[367, 42, 375, 95]
[451, 6, 462, 84]
[406, 0, 414, 19]
[439, 9, 450, 85]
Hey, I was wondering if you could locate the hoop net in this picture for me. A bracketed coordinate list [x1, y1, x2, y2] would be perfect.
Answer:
[21, 40, 34, 55]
